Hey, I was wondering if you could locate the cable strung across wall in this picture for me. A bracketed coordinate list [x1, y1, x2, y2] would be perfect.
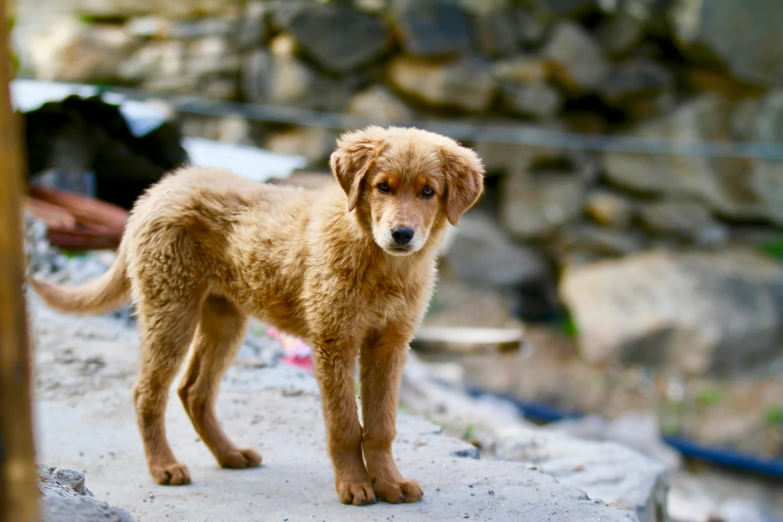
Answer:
[80, 81, 783, 162]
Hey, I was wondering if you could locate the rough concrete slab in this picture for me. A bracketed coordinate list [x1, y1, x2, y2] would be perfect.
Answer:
[29, 294, 639, 522]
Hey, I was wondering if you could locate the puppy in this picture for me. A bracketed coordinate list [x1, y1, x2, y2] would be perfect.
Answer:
[31, 126, 485, 505]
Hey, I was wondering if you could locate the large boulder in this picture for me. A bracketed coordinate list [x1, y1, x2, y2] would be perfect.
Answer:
[283, 4, 390, 73]
[603, 94, 783, 226]
[560, 249, 783, 376]
[391, 0, 472, 57]
[387, 55, 496, 112]
[670, 0, 783, 88]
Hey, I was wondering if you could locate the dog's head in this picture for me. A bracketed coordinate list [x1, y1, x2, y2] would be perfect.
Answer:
[330, 126, 484, 256]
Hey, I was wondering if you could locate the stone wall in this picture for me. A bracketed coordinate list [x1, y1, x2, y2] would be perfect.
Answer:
[13, 0, 783, 374]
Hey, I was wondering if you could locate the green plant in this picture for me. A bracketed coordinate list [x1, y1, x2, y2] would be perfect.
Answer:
[760, 238, 783, 260]
[561, 314, 579, 338]
[696, 386, 721, 406]
[764, 406, 783, 427]
[463, 423, 474, 440]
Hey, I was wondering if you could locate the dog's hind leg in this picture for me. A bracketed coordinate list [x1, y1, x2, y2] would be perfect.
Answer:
[133, 299, 201, 486]
[177, 295, 262, 469]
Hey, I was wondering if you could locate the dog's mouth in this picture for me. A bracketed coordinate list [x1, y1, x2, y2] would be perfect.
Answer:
[385, 245, 415, 256]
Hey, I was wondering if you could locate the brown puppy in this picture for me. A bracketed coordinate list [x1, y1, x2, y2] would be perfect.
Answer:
[31, 126, 485, 505]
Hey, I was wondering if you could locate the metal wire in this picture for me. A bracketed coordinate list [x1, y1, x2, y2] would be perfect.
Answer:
[54, 80, 783, 161]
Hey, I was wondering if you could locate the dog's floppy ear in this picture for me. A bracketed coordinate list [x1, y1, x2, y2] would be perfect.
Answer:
[440, 142, 485, 226]
[329, 127, 387, 212]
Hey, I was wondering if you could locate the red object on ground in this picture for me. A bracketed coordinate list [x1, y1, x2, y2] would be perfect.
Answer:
[25, 186, 129, 250]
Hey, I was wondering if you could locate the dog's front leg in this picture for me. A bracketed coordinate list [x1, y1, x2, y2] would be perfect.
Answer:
[312, 338, 376, 506]
[359, 330, 424, 504]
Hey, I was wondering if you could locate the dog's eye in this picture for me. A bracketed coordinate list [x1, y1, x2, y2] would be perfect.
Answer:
[377, 182, 390, 194]
[422, 186, 435, 199]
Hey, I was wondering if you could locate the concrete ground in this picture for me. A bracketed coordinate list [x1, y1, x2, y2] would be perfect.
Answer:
[29, 294, 638, 522]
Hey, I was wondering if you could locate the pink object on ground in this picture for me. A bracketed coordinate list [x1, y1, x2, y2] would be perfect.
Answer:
[267, 327, 314, 374]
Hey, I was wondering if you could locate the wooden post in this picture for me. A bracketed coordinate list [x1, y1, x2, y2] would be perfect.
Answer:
[0, 0, 41, 518]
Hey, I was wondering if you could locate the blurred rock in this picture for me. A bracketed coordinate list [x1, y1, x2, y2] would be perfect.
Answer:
[552, 411, 683, 470]
[501, 169, 586, 239]
[493, 54, 567, 120]
[387, 55, 496, 112]
[71, 0, 244, 17]
[391, 0, 472, 57]
[125, 16, 169, 39]
[242, 37, 360, 111]
[752, 90, 783, 142]
[516, 8, 550, 47]
[264, 127, 337, 166]
[543, 21, 610, 93]
[400, 352, 668, 522]
[29, 18, 137, 83]
[598, 60, 675, 116]
[441, 210, 550, 288]
[560, 249, 783, 375]
[236, 1, 269, 50]
[639, 199, 728, 246]
[471, 7, 523, 58]
[603, 94, 783, 226]
[493, 423, 669, 522]
[718, 498, 774, 522]
[492, 55, 549, 83]
[119, 41, 187, 84]
[39, 464, 136, 522]
[558, 224, 646, 259]
[346, 85, 413, 121]
[596, 7, 646, 57]
[283, 4, 390, 73]
[670, 0, 783, 88]
[242, 36, 313, 107]
[530, 0, 598, 17]
[499, 81, 563, 120]
[585, 189, 636, 228]
[599, 0, 671, 35]
[667, 473, 719, 522]
[185, 37, 240, 76]
[169, 17, 237, 40]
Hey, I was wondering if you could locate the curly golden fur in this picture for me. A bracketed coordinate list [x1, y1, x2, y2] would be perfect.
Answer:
[30, 126, 485, 505]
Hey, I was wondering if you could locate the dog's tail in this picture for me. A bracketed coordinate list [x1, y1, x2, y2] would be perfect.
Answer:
[30, 245, 131, 315]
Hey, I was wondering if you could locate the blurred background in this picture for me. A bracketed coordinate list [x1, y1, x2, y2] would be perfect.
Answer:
[7, 0, 783, 521]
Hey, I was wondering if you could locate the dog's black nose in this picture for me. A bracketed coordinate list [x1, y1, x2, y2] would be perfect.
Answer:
[391, 227, 414, 245]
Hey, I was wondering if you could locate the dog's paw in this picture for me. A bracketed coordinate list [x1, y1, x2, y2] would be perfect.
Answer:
[337, 481, 377, 506]
[152, 463, 191, 486]
[373, 479, 423, 504]
[219, 447, 263, 469]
